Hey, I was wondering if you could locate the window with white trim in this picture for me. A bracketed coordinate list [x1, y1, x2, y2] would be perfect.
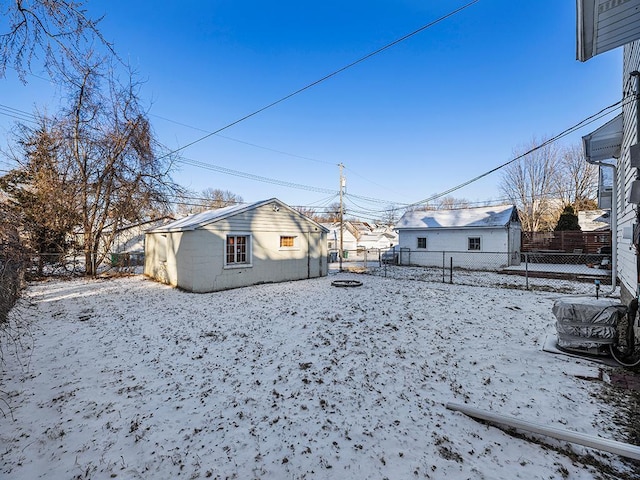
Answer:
[417, 237, 427, 249]
[468, 237, 481, 251]
[226, 235, 250, 265]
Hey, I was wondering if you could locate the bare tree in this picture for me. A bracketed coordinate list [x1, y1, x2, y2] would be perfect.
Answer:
[381, 204, 400, 226]
[556, 144, 598, 211]
[69, 63, 176, 274]
[0, 0, 114, 82]
[314, 202, 342, 223]
[174, 188, 243, 215]
[435, 196, 471, 210]
[2, 57, 178, 276]
[200, 188, 243, 210]
[499, 139, 560, 232]
[295, 206, 319, 222]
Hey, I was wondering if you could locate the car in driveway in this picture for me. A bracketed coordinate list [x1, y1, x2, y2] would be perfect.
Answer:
[381, 248, 398, 264]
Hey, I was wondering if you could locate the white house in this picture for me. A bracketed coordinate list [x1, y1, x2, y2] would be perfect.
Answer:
[320, 222, 398, 261]
[321, 223, 358, 254]
[356, 229, 397, 251]
[577, 0, 640, 303]
[108, 217, 174, 266]
[578, 210, 610, 232]
[144, 198, 328, 293]
[395, 205, 521, 269]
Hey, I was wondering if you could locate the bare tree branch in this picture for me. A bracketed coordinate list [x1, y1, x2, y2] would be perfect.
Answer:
[1, 0, 116, 82]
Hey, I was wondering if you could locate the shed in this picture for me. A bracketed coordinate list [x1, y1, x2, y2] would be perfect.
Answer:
[395, 205, 521, 269]
[144, 198, 328, 292]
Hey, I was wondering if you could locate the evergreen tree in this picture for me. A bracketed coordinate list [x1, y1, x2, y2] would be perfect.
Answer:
[554, 205, 581, 231]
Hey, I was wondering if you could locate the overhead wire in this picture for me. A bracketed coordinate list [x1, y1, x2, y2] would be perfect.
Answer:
[177, 156, 336, 195]
[405, 97, 628, 209]
[0, 103, 38, 124]
[157, 0, 481, 160]
[150, 112, 336, 167]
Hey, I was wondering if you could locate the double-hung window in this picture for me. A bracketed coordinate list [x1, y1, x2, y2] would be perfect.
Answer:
[226, 235, 250, 266]
[417, 237, 427, 249]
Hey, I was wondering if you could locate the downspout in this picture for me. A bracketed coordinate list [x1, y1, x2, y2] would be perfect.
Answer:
[584, 158, 617, 294]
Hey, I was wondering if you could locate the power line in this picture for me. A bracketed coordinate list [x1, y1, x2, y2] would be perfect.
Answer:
[406, 98, 627, 209]
[158, 1, 481, 159]
[0, 103, 38, 124]
[150, 112, 335, 167]
[177, 157, 336, 195]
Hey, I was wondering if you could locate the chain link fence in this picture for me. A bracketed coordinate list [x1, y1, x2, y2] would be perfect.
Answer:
[21, 250, 143, 278]
[330, 248, 613, 295]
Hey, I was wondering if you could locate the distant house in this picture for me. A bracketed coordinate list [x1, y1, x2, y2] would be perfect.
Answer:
[320, 222, 398, 260]
[347, 222, 398, 251]
[395, 205, 521, 269]
[108, 217, 175, 266]
[144, 198, 328, 292]
[71, 216, 175, 267]
[321, 223, 358, 254]
[577, 210, 610, 232]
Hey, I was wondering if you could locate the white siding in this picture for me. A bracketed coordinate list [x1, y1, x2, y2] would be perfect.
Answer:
[397, 227, 515, 269]
[145, 202, 327, 292]
[618, 41, 640, 302]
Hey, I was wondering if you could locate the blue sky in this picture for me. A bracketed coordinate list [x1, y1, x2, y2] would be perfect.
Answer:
[0, 1, 623, 220]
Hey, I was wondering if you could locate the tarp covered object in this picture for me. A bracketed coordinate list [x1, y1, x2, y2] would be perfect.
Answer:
[553, 297, 626, 350]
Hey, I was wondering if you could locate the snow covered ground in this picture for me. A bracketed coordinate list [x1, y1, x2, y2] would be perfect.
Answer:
[0, 272, 637, 479]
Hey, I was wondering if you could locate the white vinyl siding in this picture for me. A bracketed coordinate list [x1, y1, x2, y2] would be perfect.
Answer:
[468, 237, 481, 251]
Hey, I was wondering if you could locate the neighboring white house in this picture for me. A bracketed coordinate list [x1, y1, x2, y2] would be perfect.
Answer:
[320, 222, 398, 260]
[144, 198, 328, 293]
[108, 217, 175, 266]
[321, 223, 358, 253]
[578, 210, 610, 232]
[356, 229, 397, 250]
[576, 0, 640, 303]
[395, 205, 521, 269]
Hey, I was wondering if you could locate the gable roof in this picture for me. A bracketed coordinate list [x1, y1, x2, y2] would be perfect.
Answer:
[396, 205, 518, 230]
[148, 198, 328, 233]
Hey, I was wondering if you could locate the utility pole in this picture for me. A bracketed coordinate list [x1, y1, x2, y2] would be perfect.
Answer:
[339, 163, 345, 272]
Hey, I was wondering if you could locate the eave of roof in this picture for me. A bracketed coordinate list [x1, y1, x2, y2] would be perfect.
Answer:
[148, 198, 328, 233]
[396, 205, 517, 230]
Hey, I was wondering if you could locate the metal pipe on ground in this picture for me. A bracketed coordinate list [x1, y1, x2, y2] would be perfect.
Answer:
[446, 402, 640, 461]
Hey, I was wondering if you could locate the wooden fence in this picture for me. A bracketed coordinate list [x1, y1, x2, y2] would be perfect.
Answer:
[521, 230, 611, 254]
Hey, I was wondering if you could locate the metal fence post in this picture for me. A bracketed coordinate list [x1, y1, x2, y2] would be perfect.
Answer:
[525, 252, 529, 290]
[449, 256, 453, 284]
[442, 251, 445, 283]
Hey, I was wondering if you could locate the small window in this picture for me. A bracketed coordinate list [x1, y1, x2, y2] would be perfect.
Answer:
[280, 236, 296, 248]
[417, 237, 427, 249]
[468, 237, 481, 251]
[226, 235, 250, 264]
